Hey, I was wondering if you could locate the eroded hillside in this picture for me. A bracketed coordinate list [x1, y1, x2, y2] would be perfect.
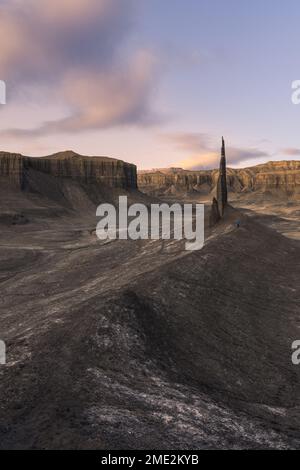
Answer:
[138, 161, 300, 198]
[0, 152, 299, 449]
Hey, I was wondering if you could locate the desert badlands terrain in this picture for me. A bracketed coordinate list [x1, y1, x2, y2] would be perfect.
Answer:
[0, 151, 299, 449]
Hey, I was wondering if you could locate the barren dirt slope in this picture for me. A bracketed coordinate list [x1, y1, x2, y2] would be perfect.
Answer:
[0, 191, 299, 449]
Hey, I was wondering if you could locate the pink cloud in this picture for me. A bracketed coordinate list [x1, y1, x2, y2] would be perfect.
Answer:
[1, 50, 160, 137]
[161, 132, 269, 169]
[0, 0, 163, 135]
[282, 148, 300, 156]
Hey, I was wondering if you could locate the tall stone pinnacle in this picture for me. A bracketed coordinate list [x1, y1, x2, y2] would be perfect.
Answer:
[217, 136, 228, 216]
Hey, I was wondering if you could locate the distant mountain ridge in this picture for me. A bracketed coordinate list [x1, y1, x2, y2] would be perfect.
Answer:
[138, 160, 300, 198]
[1, 151, 299, 200]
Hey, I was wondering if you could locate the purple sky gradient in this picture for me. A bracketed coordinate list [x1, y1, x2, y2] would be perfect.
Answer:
[0, 0, 299, 169]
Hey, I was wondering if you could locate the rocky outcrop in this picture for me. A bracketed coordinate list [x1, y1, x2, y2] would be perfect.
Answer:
[209, 197, 221, 226]
[138, 169, 214, 196]
[216, 137, 228, 215]
[0, 153, 24, 187]
[138, 161, 300, 198]
[209, 138, 228, 226]
[0, 150, 137, 190]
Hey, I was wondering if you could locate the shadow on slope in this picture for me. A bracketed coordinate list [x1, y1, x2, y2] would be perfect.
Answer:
[0, 207, 299, 449]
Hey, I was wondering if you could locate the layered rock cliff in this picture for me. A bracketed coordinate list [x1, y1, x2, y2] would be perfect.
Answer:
[0, 153, 24, 188]
[138, 168, 214, 195]
[138, 161, 300, 198]
[0, 150, 137, 190]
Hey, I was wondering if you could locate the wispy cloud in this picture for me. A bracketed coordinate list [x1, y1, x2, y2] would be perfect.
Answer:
[281, 148, 300, 156]
[0, 0, 161, 136]
[160, 132, 270, 169]
[160, 132, 211, 153]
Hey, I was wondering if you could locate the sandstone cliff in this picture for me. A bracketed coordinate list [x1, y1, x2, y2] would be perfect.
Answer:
[138, 161, 300, 198]
[0, 150, 137, 191]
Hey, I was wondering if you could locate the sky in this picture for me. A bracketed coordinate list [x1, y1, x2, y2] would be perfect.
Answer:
[0, 0, 300, 169]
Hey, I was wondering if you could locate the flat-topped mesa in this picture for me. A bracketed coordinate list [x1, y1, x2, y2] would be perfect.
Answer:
[138, 170, 213, 196]
[216, 137, 228, 216]
[0, 151, 137, 190]
[138, 161, 300, 196]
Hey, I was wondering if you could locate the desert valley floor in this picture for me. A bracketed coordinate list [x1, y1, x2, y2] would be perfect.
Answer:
[0, 172, 299, 449]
